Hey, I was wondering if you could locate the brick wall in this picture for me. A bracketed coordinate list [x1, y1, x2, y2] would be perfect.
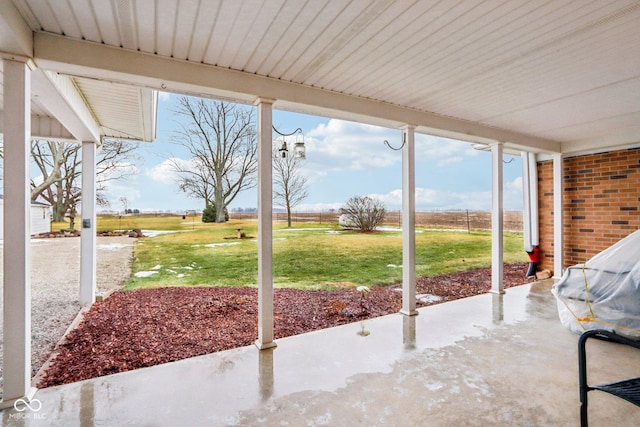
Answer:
[537, 148, 640, 272]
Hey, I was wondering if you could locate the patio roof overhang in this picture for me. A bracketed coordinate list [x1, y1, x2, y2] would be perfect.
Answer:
[2, 0, 639, 155]
[2, 0, 640, 412]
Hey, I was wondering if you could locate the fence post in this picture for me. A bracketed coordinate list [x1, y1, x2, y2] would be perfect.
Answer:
[466, 209, 470, 233]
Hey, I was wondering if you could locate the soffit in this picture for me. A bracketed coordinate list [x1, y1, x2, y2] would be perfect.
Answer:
[10, 0, 640, 153]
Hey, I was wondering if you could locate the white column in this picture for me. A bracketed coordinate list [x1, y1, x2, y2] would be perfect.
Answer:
[528, 152, 539, 247]
[400, 125, 417, 316]
[80, 141, 97, 306]
[553, 153, 564, 278]
[490, 142, 504, 294]
[254, 98, 276, 350]
[1, 58, 34, 407]
[521, 152, 532, 252]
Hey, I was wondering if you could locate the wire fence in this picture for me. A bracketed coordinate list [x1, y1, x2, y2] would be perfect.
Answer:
[230, 210, 523, 232]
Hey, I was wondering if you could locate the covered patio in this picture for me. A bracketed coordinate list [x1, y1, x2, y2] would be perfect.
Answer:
[3, 280, 640, 425]
[2, 1, 640, 424]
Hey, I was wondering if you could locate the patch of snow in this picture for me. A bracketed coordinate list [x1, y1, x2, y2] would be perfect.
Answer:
[182, 266, 193, 270]
[325, 230, 343, 235]
[377, 226, 401, 232]
[278, 228, 330, 232]
[151, 264, 162, 270]
[166, 269, 177, 274]
[204, 242, 241, 248]
[417, 294, 443, 303]
[378, 226, 425, 233]
[134, 271, 158, 278]
[176, 274, 185, 278]
[141, 230, 183, 238]
[387, 264, 402, 268]
[97, 243, 133, 251]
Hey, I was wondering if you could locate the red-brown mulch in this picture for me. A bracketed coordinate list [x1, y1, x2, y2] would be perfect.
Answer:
[37, 262, 534, 388]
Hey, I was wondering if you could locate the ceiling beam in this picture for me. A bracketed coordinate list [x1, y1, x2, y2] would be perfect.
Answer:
[30, 114, 74, 141]
[0, 1, 32, 61]
[34, 32, 560, 153]
[31, 69, 101, 143]
[0, 112, 74, 141]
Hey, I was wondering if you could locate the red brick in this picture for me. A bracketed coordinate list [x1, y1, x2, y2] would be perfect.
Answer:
[537, 148, 640, 271]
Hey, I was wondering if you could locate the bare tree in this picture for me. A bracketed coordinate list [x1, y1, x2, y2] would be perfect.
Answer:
[273, 144, 309, 227]
[119, 196, 129, 214]
[171, 97, 257, 222]
[30, 139, 139, 226]
[31, 141, 80, 223]
[340, 196, 386, 232]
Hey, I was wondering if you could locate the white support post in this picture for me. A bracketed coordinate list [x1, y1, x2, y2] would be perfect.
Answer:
[490, 142, 505, 294]
[521, 152, 532, 252]
[80, 141, 97, 306]
[528, 152, 539, 247]
[400, 125, 417, 316]
[254, 98, 276, 350]
[1, 58, 35, 408]
[553, 153, 564, 278]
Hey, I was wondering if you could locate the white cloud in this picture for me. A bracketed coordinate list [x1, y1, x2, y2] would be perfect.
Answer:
[98, 172, 142, 210]
[504, 176, 524, 210]
[146, 158, 191, 184]
[505, 176, 523, 192]
[301, 119, 478, 179]
[415, 134, 479, 163]
[303, 119, 398, 177]
[436, 156, 464, 167]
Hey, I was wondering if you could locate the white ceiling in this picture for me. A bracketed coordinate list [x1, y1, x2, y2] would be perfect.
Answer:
[2, 0, 640, 154]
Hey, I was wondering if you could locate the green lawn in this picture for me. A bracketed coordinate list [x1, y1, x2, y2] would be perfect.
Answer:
[105, 216, 527, 291]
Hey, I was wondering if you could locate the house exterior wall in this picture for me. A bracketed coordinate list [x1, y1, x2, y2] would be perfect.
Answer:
[537, 147, 640, 272]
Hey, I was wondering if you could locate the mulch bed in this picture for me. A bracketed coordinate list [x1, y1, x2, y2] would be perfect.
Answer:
[37, 262, 534, 388]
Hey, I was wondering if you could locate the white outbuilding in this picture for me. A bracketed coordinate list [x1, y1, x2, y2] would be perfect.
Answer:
[0, 197, 51, 237]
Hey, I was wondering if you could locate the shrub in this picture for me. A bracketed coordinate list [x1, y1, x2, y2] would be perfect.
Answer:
[202, 204, 229, 223]
[340, 196, 386, 232]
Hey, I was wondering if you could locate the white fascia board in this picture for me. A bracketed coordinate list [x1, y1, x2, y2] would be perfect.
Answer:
[561, 130, 640, 156]
[0, 1, 32, 60]
[31, 69, 100, 143]
[34, 33, 560, 153]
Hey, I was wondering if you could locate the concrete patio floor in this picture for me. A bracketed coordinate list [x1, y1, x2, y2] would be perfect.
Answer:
[2, 280, 640, 426]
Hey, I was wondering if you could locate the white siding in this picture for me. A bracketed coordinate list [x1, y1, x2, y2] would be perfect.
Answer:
[0, 200, 52, 237]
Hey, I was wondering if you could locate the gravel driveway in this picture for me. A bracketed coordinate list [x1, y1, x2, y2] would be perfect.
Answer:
[0, 236, 135, 394]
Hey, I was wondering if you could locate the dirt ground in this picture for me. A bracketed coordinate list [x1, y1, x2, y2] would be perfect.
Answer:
[0, 236, 135, 394]
[36, 262, 533, 388]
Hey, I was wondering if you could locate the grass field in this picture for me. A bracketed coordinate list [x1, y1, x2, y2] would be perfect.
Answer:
[95, 215, 527, 291]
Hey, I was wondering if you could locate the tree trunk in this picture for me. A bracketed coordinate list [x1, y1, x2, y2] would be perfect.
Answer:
[214, 176, 226, 223]
[68, 209, 76, 230]
[52, 199, 66, 222]
[286, 200, 292, 228]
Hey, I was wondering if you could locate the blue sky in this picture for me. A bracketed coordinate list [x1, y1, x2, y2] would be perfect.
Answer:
[101, 92, 524, 213]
